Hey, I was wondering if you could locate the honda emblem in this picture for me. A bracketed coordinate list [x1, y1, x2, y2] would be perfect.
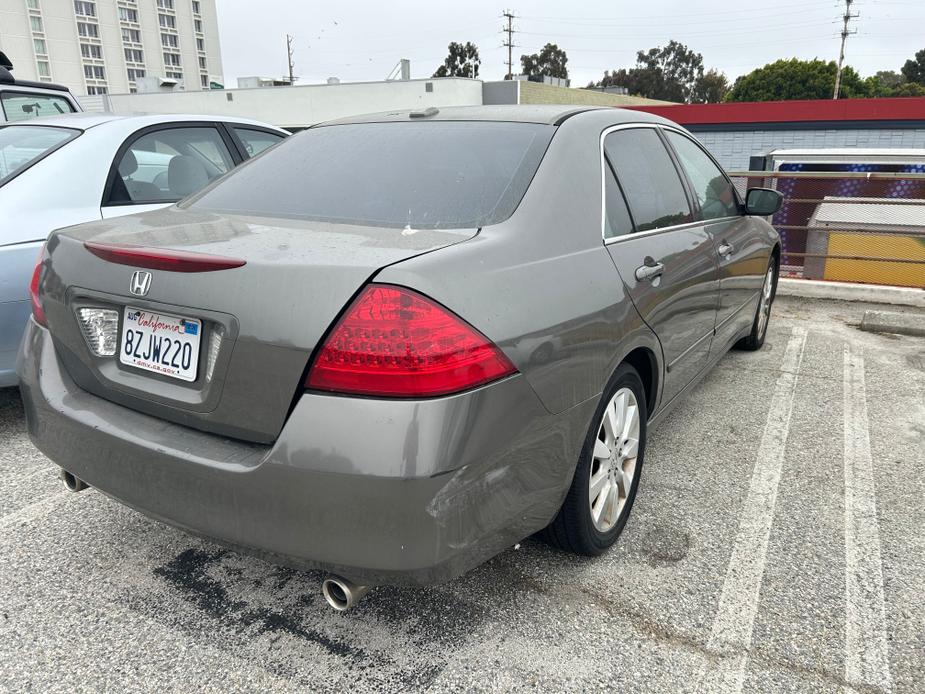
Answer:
[129, 270, 152, 297]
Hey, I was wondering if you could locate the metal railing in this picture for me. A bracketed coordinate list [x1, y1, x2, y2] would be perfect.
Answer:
[728, 171, 925, 289]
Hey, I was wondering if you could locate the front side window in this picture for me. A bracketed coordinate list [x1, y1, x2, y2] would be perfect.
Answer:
[604, 128, 692, 233]
[0, 125, 78, 185]
[665, 131, 739, 221]
[109, 126, 234, 204]
[190, 121, 554, 229]
[233, 127, 285, 158]
[0, 92, 74, 121]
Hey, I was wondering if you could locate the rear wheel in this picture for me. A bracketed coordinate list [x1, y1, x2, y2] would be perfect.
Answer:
[544, 363, 647, 556]
[737, 257, 777, 351]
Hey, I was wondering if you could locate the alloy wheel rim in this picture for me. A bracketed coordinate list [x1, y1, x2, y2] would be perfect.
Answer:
[589, 387, 640, 533]
[757, 267, 774, 338]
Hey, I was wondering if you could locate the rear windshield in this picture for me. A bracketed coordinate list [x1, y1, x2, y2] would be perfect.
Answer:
[0, 125, 78, 186]
[188, 121, 554, 229]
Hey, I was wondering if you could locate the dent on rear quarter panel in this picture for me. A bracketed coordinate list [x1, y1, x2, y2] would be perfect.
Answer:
[376, 110, 663, 417]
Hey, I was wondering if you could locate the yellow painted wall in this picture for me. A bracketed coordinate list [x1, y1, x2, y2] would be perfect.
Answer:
[824, 233, 925, 288]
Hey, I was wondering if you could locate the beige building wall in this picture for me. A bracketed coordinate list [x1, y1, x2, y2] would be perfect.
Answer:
[0, 0, 223, 96]
[518, 81, 674, 107]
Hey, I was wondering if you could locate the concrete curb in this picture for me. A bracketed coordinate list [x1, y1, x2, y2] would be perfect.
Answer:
[859, 310, 925, 337]
[777, 278, 925, 309]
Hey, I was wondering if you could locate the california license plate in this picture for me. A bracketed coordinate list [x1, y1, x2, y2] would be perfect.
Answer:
[119, 307, 201, 382]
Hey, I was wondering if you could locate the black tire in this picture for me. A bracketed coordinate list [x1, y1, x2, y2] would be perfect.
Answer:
[736, 255, 778, 351]
[543, 362, 647, 556]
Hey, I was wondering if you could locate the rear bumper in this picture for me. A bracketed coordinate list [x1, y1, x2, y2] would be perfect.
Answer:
[18, 319, 594, 585]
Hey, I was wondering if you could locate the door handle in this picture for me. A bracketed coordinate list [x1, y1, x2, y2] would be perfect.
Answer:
[718, 241, 734, 257]
[635, 260, 665, 282]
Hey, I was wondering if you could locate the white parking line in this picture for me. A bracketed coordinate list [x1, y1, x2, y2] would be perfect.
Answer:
[843, 346, 892, 693]
[697, 326, 807, 693]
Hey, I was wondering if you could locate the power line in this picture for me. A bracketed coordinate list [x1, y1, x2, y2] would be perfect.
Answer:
[833, 0, 859, 99]
[501, 10, 516, 79]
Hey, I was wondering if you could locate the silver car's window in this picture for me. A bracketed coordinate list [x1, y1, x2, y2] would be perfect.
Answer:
[604, 129, 692, 233]
[603, 163, 635, 239]
[0, 125, 77, 186]
[188, 121, 555, 229]
[665, 131, 739, 221]
[234, 127, 285, 158]
[0, 91, 75, 122]
[108, 126, 235, 204]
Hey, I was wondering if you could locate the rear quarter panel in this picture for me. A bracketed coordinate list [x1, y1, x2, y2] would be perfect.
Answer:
[378, 110, 666, 417]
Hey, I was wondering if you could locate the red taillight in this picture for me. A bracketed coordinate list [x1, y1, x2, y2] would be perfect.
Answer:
[306, 284, 517, 398]
[83, 241, 245, 273]
[29, 252, 47, 327]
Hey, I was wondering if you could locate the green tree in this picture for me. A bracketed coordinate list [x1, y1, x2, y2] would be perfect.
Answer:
[890, 81, 925, 97]
[692, 69, 729, 103]
[433, 42, 480, 78]
[900, 48, 925, 85]
[726, 59, 870, 101]
[520, 43, 568, 79]
[587, 41, 706, 102]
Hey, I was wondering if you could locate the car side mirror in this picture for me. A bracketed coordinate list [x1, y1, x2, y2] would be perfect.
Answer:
[0, 51, 12, 70]
[745, 188, 783, 216]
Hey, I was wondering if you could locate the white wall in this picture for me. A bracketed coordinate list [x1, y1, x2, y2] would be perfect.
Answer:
[100, 77, 485, 129]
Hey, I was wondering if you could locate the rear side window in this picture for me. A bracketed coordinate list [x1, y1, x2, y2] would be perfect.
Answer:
[0, 125, 77, 186]
[108, 126, 235, 204]
[1, 91, 75, 122]
[189, 121, 554, 229]
[603, 164, 634, 239]
[234, 127, 285, 157]
[604, 128, 692, 233]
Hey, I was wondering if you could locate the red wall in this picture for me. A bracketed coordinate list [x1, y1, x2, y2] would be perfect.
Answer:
[626, 97, 925, 126]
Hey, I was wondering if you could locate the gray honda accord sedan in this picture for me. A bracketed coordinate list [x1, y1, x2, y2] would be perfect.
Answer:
[18, 105, 781, 610]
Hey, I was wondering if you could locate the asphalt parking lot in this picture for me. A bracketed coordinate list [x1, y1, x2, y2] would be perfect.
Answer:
[0, 295, 922, 693]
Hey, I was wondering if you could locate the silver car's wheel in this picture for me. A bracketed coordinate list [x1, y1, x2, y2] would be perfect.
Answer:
[589, 388, 640, 533]
[756, 266, 774, 340]
[738, 256, 777, 351]
[544, 362, 647, 556]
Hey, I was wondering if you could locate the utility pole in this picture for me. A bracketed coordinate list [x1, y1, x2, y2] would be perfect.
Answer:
[502, 10, 516, 80]
[833, 0, 858, 99]
[286, 34, 295, 86]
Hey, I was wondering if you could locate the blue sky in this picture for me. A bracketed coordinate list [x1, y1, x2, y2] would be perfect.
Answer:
[216, 0, 925, 87]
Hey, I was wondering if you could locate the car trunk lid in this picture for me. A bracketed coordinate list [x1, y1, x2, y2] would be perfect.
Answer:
[40, 206, 476, 443]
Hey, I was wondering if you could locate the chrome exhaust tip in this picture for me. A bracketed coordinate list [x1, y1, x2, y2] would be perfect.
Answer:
[61, 469, 88, 492]
[321, 575, 369, 612]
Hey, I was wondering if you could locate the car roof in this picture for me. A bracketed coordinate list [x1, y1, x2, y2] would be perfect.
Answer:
[318, 104, 673, 127]
[9, 112, 287, 132]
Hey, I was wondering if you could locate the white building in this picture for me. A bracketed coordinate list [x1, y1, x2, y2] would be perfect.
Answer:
[0, 0, 222, 96]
